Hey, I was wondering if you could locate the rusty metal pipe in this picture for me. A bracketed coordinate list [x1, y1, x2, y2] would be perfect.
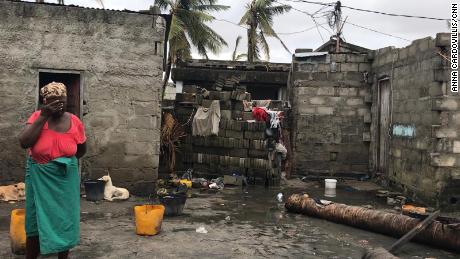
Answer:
[285, 194, 460, 252]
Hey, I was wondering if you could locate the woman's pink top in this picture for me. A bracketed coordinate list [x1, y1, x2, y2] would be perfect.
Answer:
[27, 111, 86, 164]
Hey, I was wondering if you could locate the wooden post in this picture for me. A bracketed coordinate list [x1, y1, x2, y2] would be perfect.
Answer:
[388, 211, 440, 254]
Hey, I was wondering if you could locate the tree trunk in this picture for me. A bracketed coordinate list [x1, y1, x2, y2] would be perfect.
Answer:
[247, 27, 253, 63]
[161, 53, 172, 99]
[285, 194, 460, 252]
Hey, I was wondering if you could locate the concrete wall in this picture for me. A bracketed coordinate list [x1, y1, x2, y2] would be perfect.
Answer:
[290, 53, 372, 177]
[371, 34, 460, 209]
[0, 1, 164, 195]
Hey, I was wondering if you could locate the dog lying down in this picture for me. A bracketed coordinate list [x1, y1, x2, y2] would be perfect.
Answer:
[0, 182, 25, 202]
[98, 175, 129, 201]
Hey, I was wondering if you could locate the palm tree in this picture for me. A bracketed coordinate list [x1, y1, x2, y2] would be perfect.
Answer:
[231, 36, 247, 61]
[239, 0, 291, 63]
[155, 0, 229, 94]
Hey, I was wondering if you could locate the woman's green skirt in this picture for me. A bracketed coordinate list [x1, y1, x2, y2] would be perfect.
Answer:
[25, 156, 80, 254]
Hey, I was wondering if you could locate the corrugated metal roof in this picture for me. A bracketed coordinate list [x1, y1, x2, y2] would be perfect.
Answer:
[5, 0, 156, 15]
[294, 52, 328, 58]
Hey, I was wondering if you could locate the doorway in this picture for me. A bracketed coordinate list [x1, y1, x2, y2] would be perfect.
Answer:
[38, 71, 81, 117]
[378, 79, 391, 175]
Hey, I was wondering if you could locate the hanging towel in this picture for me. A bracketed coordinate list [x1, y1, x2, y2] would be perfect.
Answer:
[192, 100, 221, 136]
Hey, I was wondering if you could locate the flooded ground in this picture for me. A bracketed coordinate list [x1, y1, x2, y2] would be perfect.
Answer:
[0, 179, 458, 258]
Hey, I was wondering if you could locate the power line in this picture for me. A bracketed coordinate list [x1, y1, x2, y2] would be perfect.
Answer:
[282, 0, 448, 21]
[345, 21, 412, 42]
[278, 22, 328, 35]
[213, 17, 327, 36]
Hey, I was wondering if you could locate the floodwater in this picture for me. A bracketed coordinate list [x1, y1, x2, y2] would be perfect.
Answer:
[0, 180, 458, 258]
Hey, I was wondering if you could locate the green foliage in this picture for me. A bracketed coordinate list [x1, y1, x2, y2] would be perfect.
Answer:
[155, 0, 229, 62]
[239, 0, 291, 62]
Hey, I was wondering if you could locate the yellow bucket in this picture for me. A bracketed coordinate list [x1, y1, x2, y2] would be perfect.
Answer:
[10, 209, 26, 255]
[179, 179, 192, 188]
[134, 205, 165, 236]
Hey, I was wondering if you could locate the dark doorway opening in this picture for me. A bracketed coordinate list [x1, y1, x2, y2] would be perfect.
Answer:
[39, 72, 81, 117]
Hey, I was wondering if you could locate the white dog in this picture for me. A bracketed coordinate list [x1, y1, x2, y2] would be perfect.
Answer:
[0, 182, 25, 202]
[98, 175, 130, 201]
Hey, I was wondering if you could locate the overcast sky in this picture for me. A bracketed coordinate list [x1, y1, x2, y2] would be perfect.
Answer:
[29, 0, 451, 63]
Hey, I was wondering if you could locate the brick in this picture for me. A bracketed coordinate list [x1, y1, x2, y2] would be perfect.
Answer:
[221, 110, 232, 120]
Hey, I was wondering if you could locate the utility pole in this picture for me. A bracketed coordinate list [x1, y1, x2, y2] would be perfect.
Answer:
[335, 1, 342, 53]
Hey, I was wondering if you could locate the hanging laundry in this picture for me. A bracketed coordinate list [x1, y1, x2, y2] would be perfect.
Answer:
[267, 110, 284, 128]
[253, 100, 271, 108]
[252, 107, 268, 122]
[192, 100, 221, 136]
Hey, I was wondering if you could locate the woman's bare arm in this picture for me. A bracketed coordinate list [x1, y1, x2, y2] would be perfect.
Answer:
[18, 100, 61, 149]
[18, 115, 48, 149]
[76, 142, 87, 158]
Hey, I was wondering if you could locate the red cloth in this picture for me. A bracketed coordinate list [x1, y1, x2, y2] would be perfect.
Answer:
[252, 107, 268, 122]
[27, 110, 86, 164]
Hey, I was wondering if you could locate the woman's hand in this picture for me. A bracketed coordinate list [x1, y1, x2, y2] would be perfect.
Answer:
[41, 100, 64, 118]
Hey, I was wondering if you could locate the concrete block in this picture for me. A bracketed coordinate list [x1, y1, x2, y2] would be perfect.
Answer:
[358, 63, 371, 72]
[363, 112, 371, 123]
[341, 63, 359, 72]
[346, 54, 367, 63]
[454, 141, 460, 153]
[433, 126, 458, 138]
[435, 33, 450, 47]
[317, 87, 335, 96]
[317, 106, 334, 115]
[434, 68, 449, 82]
[363, 132, 371, 142]
[309, 96, 326, 105]
[221, 110, 232, 120]
[432, 97, 460, 111]
[431, 154, 460, 167]
[346, 98, 364, 106]
[331, 54, 346, 62]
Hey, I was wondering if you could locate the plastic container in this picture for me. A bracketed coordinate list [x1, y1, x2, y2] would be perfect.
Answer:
[179, 179, 192, 188]
[83, 180, 105, 201]
[325, 179, 337, 189]
[134, 205, 165, 236]
[159, 193, 187, 216]
[10, 209, 26, 255]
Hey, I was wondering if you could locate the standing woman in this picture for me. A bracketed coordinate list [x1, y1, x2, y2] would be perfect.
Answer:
[19, 82, 86, 259]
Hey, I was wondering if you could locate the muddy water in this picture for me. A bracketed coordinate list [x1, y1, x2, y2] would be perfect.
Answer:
[184, 184, 458, 259]
[0, 182, 458, 258]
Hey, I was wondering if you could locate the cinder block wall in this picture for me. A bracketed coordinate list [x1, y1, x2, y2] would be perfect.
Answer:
[371, 34, 460, 209]
[0, 1, 164, 195]
[290, 53, 372, 177]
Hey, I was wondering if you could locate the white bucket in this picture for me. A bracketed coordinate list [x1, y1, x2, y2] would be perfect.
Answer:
[325, 179, 337, 189]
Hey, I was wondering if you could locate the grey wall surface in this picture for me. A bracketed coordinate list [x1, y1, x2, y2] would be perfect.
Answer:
[371, 34, 460, 209]
[0, 1, 164, 195]
[290, 53, 372, 178]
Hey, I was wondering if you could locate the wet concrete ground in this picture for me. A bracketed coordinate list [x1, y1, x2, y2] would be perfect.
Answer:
[0, 179, 458, 258]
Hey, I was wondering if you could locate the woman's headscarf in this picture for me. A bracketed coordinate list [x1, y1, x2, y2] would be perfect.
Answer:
[40, 82, 67, 99]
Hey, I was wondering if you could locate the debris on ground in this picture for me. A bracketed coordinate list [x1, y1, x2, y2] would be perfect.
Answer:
[196, 226, 208, 234]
